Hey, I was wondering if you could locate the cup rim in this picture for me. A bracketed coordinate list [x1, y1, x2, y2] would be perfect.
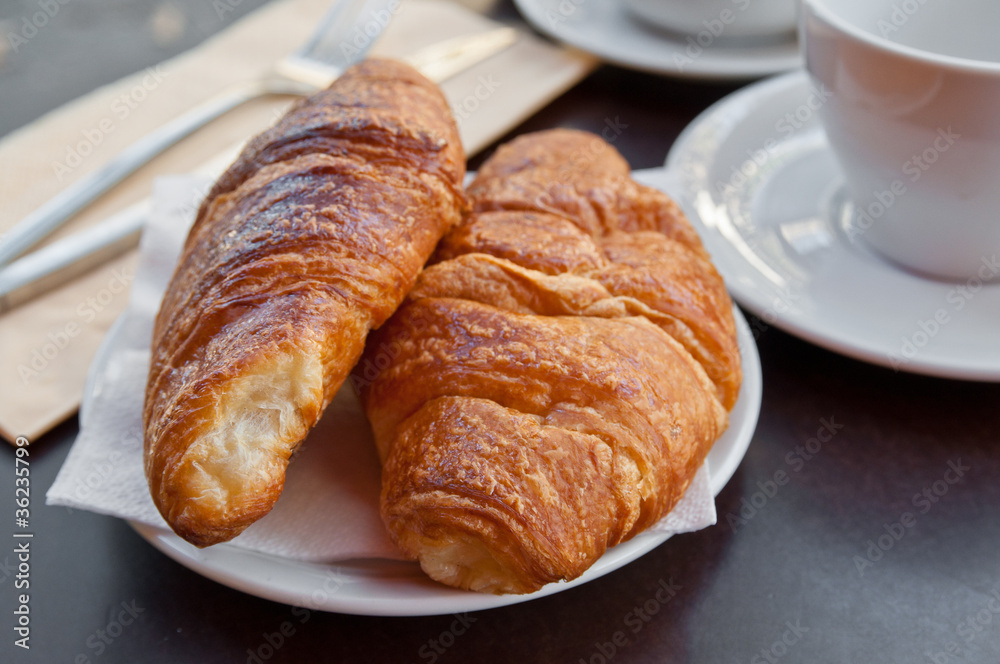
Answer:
[802, 0, 1000, 74]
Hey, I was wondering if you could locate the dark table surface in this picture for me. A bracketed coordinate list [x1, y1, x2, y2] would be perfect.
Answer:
[3, 1, 1000, 663]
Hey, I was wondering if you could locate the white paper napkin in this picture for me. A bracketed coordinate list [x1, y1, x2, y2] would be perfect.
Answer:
[46, 171, 716, 563]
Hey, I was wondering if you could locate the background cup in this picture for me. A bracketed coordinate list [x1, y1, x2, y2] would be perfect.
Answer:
[802, 0, 1000, 281]
[622, 0, 799, 42]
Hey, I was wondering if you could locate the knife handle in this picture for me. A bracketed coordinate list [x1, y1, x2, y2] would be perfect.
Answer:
[0, 201, 147, 314]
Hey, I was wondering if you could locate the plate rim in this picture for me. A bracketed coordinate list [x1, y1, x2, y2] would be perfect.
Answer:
[126, 305, 762, 616]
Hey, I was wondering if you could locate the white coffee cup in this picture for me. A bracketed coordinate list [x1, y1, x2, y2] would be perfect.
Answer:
[622, 0, 799, 42]
[802, 0, 1000, 281]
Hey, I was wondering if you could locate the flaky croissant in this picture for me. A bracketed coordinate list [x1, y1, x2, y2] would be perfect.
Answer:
[355, 129, 741, 594]
[143, 59, 465, 547]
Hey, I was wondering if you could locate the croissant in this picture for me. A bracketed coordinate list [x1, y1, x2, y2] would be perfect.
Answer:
[143, 59, 465, 547]
[355, 129, 741, 594]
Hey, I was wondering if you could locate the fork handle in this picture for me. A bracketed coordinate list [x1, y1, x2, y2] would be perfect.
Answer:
[0, 78, 313, 266]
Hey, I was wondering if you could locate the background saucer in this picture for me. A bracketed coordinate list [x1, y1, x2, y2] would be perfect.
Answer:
[513, 0, 801, 80]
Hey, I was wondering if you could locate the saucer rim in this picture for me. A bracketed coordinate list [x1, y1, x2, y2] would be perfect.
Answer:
[666, 70, 1000, 383]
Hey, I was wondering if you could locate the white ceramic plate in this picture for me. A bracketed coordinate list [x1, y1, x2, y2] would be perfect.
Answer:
[512, 0, 801, 80]
[122, 306, 761, 616]
[667, 71, 1000, 381]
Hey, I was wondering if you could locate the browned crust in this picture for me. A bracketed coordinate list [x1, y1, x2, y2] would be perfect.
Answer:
[356, 128, 741, 594]
[143, 59, 465, 547]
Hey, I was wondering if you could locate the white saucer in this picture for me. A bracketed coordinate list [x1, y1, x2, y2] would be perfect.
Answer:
[666, 71, 1000, 381]
[512, 0, 801, 80]
[124, 306, 760, 616]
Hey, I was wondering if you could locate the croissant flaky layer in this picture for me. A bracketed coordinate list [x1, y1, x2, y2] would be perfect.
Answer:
[143, 59, 465, 547]
[356, 129, 742, 594]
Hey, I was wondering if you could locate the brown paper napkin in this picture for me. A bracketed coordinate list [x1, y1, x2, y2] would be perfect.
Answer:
[0, 0, 596, 443]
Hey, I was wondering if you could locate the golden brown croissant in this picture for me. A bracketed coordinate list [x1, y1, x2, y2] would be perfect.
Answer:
[355, 129, 741, 594]
[143, 59, 465, 547]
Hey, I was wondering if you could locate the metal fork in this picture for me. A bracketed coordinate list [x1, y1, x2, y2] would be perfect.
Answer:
[0, 0, 392, 267]
[0, 24, 520, 313]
